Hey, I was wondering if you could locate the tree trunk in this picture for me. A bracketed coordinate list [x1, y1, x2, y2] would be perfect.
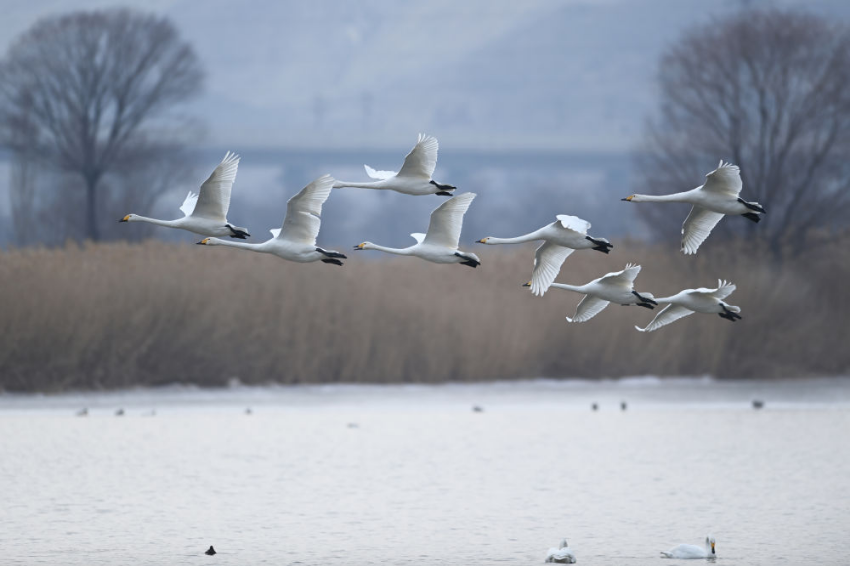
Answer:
[85, 174, 100, 241]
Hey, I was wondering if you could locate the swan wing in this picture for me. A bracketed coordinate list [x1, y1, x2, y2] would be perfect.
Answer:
[410, 232, 426, 244]
[531, 242, 575, 296]
[566, 295, 610, 323]
[600, 263, 641, 286]
[423, 192, 476, 248]
[269, 228, 281, 238]
[710, 279, 736, 300]
[396, 133, 439, 179]
[364, 164, 396, 180]
[192, 151, 240, 221]
[703, 160, 743, 195]
[681, 206, 724, 255]
[635, 304, 694, 332]
[278, 174, 334, 245]
[555, 214, 591, 235]
[179, 191, 198, 217]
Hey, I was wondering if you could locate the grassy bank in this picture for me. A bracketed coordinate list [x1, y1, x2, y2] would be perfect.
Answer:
[0, 238, 846, 392]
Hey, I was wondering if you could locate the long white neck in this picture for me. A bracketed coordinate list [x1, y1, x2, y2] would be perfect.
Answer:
[631, 191, 693, 203]
[131, 215, 180, 228]
[366, 244, 413, 255]
[549, 282, 586, 293]
[333, 180, 383, 189]
[484, 230, 543, 245]
[209, 238, 266, 252]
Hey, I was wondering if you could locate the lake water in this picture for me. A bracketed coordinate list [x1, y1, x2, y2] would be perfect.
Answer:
[1, 378, 848, 565]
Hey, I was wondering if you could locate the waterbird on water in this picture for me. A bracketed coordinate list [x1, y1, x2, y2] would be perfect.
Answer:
[545, 538, 577, 563]
[752, 399, 765, 409]
[76, 408, 88, 417]
[205, 545, 216, 556]
[621, 401, 627, 411]
[661, 535, 715, 559]
[591, 403, 598, 411]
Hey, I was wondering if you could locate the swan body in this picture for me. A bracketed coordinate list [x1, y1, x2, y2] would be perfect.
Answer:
[525, 264, 657, 322]
[354, 193, 480, 267]
[623, 160, 765, 254]
[197, 175, 346, 265]
[661, 536, 716, 559]
[545, 539, 576, 563]
[332, 134, 456, 196]
[478, 215, 612, 296]
[636, 280, 741, 332]
[120, 151, 250, 238]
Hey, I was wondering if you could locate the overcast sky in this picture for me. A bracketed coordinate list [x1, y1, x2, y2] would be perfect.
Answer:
[4, 0, 849, 152]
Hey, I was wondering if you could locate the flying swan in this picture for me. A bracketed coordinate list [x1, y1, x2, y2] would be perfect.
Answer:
[636, 280, 741, 332]
[353, 192, 480, 267]
[196, 175, 346, 265]
[545, 539, 577, 563]
[332, 134, 456, 196]
[661, 536, 716, 559]
[120, 151, 250, 238]
[477, 215, 612, 296]
[622, 160, 765, 254]
[524, 263, 657, 322]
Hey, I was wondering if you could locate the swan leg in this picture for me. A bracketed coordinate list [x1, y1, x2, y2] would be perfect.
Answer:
[718, 304, 742, 321]
[741, 212, 761, 223]
[316, 247, 348, 259]
[737, 197, 766, 213]
[429, 180, 456, 195]
[632, 290, 658, 305]
[585, 236, 613, 253]
[321, 258, 344, 266]
[637, 302, 656, 309]
[226, 224, 251, 239]
[454, 252, 480, 268]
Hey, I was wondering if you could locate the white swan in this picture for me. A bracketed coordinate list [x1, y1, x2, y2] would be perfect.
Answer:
[196, 175, 346, 265]
[661, 536, 716, 559]
[545, 539, 576, 563]
[332, 134, 456, 196]
[524, 263, 657, 322]
[353, 193, 480, 267]
[120, 151, 250, 238]
[623, 160, 764, 255]
[636, 280, 741, 332]
[477, 215, 612, 296]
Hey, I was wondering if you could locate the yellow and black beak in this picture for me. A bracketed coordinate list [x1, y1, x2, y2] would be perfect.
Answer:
[621, 195, 634, 202]
[476, 238, 487, 244]
[353, 243, 365, 250]
[711, 542, 715, 554]
[521, 281, 532, 287]
[196, 238, 210, 245]
[119, 215, 130, 222]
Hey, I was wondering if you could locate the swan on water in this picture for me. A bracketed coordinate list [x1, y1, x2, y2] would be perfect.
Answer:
[477, 215, 612, 296]
[353, 193, 480, 267]
[523, 263, 656, 322]
[636, 280, 741, 332]
[622, 160, 764, 255]
[120, 151, 250, 238]
[545, 539, 577, 563]
[332, 134, 456, 196]
[661, 535, 716, 559]
[196, 175, 346, 265]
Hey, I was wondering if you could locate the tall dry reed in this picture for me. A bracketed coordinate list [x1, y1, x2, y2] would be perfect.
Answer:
[0, 237, 846, 392]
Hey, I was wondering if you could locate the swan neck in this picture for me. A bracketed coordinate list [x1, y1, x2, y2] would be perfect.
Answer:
[370, 244, 410, 255]
[212, 239, 262, 251]
[633, 192, 689, 203]
[335, 180, 382, 189]
[133, 215, 178, 228]
[487, 233, 539, 244]
[550, 283, 583, 293]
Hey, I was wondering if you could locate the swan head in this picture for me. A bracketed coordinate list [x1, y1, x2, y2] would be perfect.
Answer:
[119, 214, 138, 222]
[476, 237, 492, 244]
[559, 539, 569, 549]
[196, 237, 218, 246]
[353, 242, 373, 250]
[706, 536, 715, 554]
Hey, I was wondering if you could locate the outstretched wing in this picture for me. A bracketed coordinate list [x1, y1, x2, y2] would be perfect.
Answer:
[702, 160, 743, 196]
[599, 263, 641, 287]
[566, 295, 610, 323]
[710, 279, 736, 300]
[396, 133, 439, 179]
[410, 233, 426, 244]
[555, 214, 591, 235]
[681, 206, 724, 255]
[423, 192, 476, 248]
[364, 164, 396, 180]
[635, 304, 694, 332]
[531, 242, 574, 296]
[179, 191, 198, 217]
[192, 151, 240, 221]
[278, 175, 334, 245]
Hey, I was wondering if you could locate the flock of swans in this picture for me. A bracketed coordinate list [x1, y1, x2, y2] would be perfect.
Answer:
[545, 535, 717, 563]
[120, 134, 764, 332]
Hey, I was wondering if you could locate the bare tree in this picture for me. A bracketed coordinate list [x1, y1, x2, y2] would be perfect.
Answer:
[0, 9, 204, 241]
[635, 9, 850, 256]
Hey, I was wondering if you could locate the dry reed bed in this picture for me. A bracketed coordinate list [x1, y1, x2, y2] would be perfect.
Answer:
[0, 238, 846, 391]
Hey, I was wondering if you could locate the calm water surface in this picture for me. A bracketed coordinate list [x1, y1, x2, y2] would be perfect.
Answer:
[1, 378, 848, 565]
